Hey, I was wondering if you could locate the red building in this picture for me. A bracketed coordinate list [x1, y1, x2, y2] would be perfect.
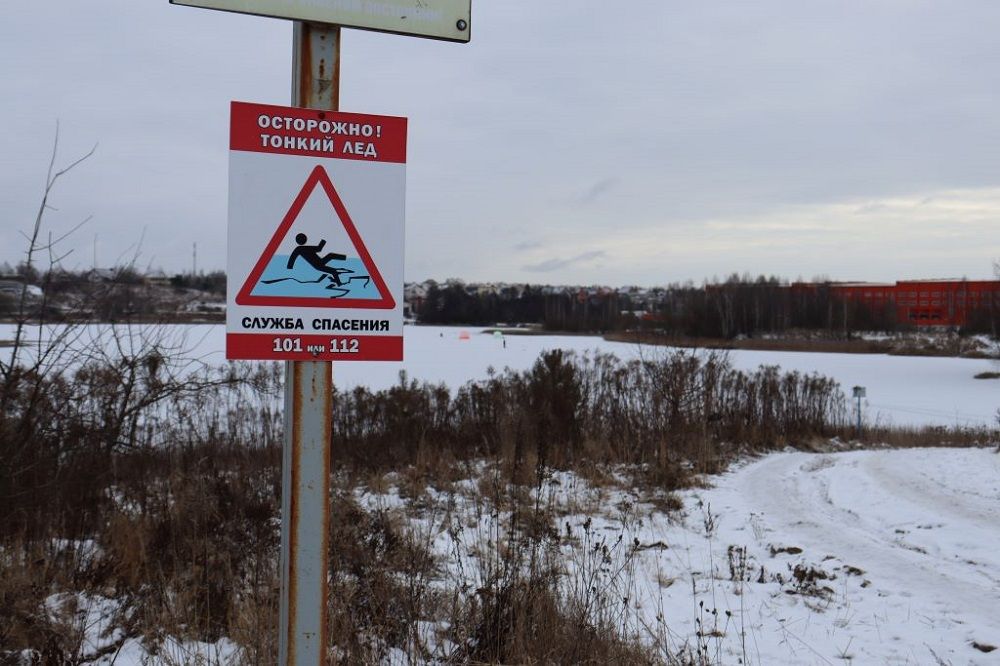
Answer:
[831, 279, 1000, 327]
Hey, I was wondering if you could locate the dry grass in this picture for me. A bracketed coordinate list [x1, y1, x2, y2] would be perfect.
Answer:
[860, 424, 998, 449]
[0, 441, 667, 664]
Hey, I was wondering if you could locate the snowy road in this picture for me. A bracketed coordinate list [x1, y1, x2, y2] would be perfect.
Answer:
[643, 448, 1000, 664]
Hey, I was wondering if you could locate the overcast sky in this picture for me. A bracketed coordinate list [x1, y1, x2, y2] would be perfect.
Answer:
[2, 1, 999, 286]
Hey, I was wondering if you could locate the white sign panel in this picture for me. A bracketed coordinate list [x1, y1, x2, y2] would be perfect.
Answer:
[170, 0, 471, 42]
[227, 101, 406, 361]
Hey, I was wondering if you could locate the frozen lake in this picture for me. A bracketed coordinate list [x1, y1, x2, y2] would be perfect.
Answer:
[2, 323, 997, 427]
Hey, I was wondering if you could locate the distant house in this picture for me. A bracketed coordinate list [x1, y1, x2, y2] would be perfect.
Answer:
[0, 281, 42, 303]
[0, 260, 41, 304]
[403, 282, 432, 318]
[145, 269, 172, 287]
[182, 299, 225, 314]
[404, 282, 429, 302]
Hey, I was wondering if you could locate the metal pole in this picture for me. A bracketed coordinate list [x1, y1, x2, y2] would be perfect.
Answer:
[280, 21, 340, 666]
[856, 394, 862, 439]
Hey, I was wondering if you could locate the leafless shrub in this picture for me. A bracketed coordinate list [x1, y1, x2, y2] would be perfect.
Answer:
[333, 349, 847, 485]
[325, 492, 439, 663]
[443, 457, 655, 665]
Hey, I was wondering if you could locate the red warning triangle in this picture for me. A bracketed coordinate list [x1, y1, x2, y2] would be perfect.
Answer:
[236, 165, 395, 310]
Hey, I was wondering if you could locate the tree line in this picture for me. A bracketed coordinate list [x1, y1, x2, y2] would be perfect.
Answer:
[416, 275, 998, 337]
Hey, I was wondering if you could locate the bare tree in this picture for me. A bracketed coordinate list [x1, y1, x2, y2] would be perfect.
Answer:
[0, 131, 252, 540]
[1, 126, 95, 402]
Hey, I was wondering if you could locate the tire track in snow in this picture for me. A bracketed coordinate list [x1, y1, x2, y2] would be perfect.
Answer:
[733, 451, 1000, 624]
[863, 450, 1000, 531]
[861, 449, 1000, 589]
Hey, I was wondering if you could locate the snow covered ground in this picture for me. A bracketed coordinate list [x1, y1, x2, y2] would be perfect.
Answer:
[25, 592, 238, 666]
[34, 447, 1000, 665]
[648, 446, 1000, 664]
[2, 323, 997, 427]
[360, 447, 1000, 665]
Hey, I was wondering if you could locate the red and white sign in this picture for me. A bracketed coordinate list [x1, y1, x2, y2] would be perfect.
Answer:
[226, 101, 406, 361]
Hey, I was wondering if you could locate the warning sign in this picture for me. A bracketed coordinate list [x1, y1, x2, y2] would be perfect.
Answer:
[227, 101, 406, 361]
[235, 165, 395, 310]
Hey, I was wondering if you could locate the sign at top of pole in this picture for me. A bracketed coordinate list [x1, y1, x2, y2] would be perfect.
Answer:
[170, 0, 471, 42]
[226, 101, 406, 362]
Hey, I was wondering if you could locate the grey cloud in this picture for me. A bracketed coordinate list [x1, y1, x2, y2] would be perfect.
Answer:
[523, 250, 607, 273]
[576, 178, 619, 205]
[513, 240, 542, 251]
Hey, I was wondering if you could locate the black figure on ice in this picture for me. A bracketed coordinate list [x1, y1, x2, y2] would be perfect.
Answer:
[287, 233, 350, 286]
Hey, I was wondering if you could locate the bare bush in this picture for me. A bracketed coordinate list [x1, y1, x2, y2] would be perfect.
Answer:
[333, 349, 848, 483]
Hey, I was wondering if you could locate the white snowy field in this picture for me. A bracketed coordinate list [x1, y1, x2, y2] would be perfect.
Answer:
[653, 446, 1000, 665]
[354, 446, 1000, 665]
[2, 322, 997, 427]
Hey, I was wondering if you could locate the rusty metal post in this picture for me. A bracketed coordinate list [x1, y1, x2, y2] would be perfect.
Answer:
[280, 21, 340, 666]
